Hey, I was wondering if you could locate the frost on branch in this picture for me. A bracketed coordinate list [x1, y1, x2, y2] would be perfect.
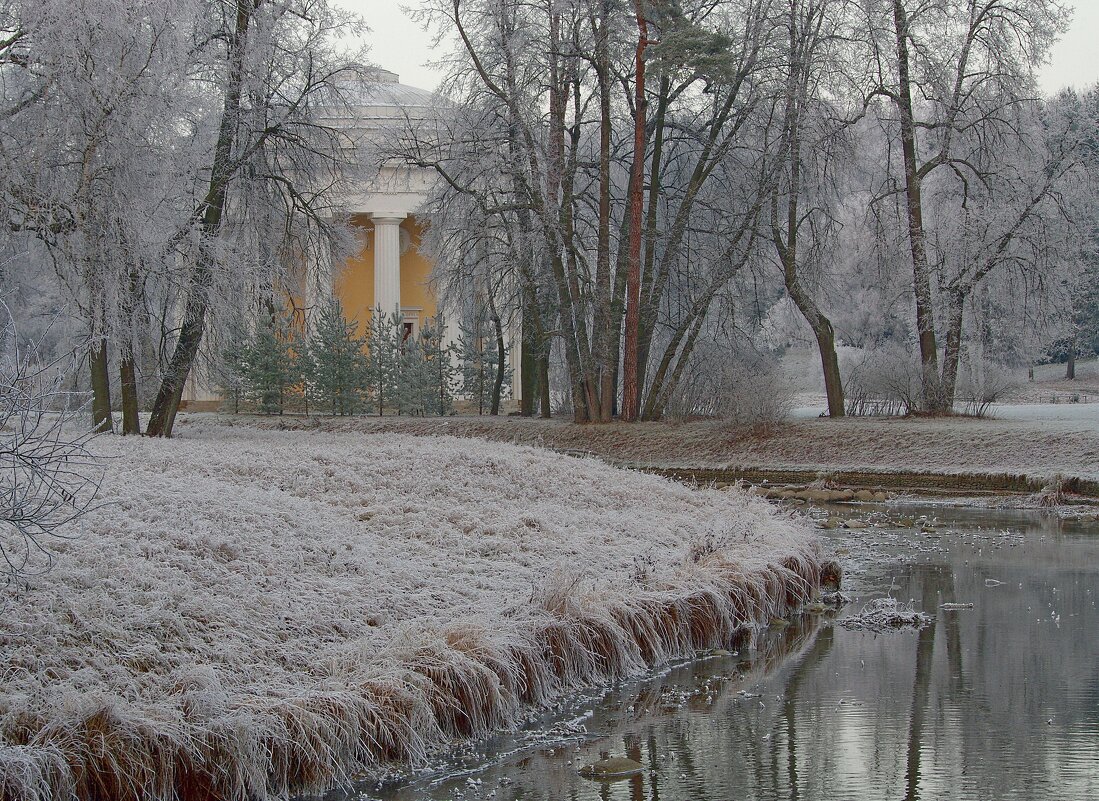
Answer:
[0, 310, 100, 587]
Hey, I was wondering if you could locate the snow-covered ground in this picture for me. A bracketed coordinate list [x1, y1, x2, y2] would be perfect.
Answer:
[793, 401, 1098, 423]
[244, 410, 1099, 486]
[783, 349, 1099, 414]
[986, 402, 1099, 423]
[0, 423, 822, 801]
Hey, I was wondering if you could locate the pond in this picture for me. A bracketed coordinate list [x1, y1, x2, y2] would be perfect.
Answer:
[337, 505, 1099, 801]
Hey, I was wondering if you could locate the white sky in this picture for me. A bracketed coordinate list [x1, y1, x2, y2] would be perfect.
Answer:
[343, 1, 1099, 95]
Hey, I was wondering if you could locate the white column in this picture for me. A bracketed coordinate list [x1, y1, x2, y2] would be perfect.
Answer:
[372, 214, 405, 317]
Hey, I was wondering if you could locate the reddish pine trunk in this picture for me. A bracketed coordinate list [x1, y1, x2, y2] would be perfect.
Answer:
[622, 2, 647, 422]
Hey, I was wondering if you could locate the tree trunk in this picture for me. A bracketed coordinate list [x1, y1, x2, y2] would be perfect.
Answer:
[1066, 345, 1076, 380]
[635, 79, 672, 406]
[940, 289, 966, 410]
[490, 303, 505, 416]
[520, 305, 537, 416]
[544, 17, 589, 423]
[636, 90, 736, 401]
[892, 0, 941, 413]
[787, 296, 845, 418]
[593, 0, 614, 423]
[622, 0, 648, 422]
[119, 259, 143, 435]
[609, 163, 638, 419]
[119, 350, 141, 435]
[643, 310, 706, 421]
[817, 325, 845, 418]
[539, 347, 551, 418]
[89, 339, 113, 433]
[145, 0, 253, 437]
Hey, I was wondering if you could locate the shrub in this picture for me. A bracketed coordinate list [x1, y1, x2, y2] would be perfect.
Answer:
[665, 343, 793, 427]
[1, 310, 99, 587]
[955, 357, 1019, 417]
[843, 343, 922, 416]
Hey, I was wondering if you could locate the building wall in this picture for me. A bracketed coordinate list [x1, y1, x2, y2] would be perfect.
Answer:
[334, 214, 438, 335]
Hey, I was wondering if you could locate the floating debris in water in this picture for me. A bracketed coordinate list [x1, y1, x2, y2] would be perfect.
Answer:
[840, 598, 933, 631]
[940, 602, 974, 610]
[578, 756, 645, 780]
[821, 590, 852, 607]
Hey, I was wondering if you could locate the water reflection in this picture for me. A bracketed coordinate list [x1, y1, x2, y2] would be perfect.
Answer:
[351, 507, 1099, 801]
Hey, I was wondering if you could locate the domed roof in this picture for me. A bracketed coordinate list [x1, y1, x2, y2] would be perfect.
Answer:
[343, 68, 437, 110]
[319, 67, 439, 139]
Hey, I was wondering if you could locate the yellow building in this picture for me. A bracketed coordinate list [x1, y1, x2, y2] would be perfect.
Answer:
[184, 69, 520, 407]
[306, 69, 444, 343]
[334, 214, 437, 341]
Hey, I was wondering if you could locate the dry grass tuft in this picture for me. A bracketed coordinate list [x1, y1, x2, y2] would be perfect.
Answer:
[1033, 473, 1070, 508]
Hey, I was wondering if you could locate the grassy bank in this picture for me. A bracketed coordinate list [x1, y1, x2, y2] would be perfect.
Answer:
[217, 412, 1099, 496]
[0, 424, 830, 801]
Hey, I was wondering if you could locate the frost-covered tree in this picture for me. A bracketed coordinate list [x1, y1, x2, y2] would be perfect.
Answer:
[1055, 86, 1099, 378]
[858, 0, 1071, 411]
[1, 307, 99, 586]
[0, 0, 367, 436]
[925, 102, 1082, 403]
[144, 0, 366, 436]
[764, 0, 853, 417]
[410, 0, 775, 422]
[0, 0, 193, 434]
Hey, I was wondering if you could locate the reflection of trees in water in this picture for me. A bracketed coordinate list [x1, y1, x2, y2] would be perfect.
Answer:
[372, 514, 1099, 801]
[646, 614, 831, 800]
[676, 564, 968, 801]
[745, 620, 835, 800]
[535, 614, 830, 801]
[781, 625, 835, 801]
[690, 565, 964, 801]
[902, 562, 962, 801]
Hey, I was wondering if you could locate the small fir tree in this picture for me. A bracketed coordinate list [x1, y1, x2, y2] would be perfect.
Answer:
[215, 319, 250, 414]
[366, 307, 402, 415]
[396, 332, 427, 416]
[420, 316, 458, 416]
[242, 311, 296, 414]
[305, 299, 369, 415]
[459, 319, 511, 415]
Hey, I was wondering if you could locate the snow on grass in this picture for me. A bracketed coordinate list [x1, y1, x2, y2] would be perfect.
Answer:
[0, 424, 825, 801]
[230, 411, 1099, 484]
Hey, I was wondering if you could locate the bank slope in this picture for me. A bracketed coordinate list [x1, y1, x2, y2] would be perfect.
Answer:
[0, 428, 830, 801]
